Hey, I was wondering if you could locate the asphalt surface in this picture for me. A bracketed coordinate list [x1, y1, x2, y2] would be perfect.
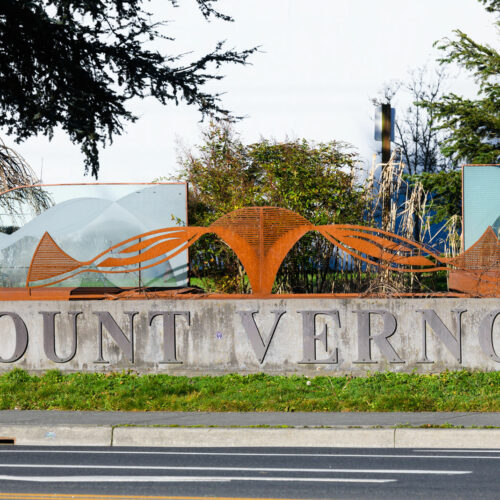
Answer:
[0, 410, 499, 427]
[0, 446, 498, 499]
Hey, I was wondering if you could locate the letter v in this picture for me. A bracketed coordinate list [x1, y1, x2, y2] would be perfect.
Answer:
[237, 310, 286, 364]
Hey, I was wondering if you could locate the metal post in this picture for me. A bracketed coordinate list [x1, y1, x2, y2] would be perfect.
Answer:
[381, 103, 391, 164]
[381, 104, 392, 231]
[138, 237, 142, 288]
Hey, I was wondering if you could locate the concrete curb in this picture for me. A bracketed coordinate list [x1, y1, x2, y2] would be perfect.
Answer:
[112, 427, 394, 448]
[1, 425, 500, 448]
[0, 425, 111, 446]
[395, 428, 500, 448]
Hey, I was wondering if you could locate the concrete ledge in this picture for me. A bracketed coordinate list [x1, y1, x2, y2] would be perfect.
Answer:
[112, 427, 394, 448]
[394, 428, 500, 448]
[1, 425, 500, 448]
[0, 425, 112, 446]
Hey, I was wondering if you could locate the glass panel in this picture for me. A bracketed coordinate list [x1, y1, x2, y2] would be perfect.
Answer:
[0, 183, 188, 288]
[493, 216, 500, 240]
[463, 165, 500, 249]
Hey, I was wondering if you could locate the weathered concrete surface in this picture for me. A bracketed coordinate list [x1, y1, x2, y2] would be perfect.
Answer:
[112, 427, 500, 448]
[111, 427, 395, 448]
[395, 429, 500, 448]
[0, 298, 499, 374]
[0, 425, 111, 446]
[3, 425, 498, 448]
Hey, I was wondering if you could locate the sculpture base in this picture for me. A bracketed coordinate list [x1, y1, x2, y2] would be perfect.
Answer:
[0, 296, 498, 375]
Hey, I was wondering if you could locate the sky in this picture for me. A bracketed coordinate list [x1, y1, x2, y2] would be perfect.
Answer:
[7, 0, 500, 184]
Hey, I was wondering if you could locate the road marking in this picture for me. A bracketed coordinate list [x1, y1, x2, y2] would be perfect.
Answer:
[0, 494, 309, 500]
[0, 464, 471, 475]
[0, 475, 395, 484]
[415, 449, 500, 453]
[0, 450, 497, 460]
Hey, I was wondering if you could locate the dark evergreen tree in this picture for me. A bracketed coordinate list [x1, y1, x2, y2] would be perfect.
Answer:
[0, 1, 256, 177]
[419, 0, 500, 164]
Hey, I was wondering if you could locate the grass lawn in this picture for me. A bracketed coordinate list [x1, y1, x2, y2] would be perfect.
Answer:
[0, 369, 498, 412]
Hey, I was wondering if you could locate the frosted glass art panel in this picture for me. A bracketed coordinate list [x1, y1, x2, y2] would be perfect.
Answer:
[0, 183, 188, 288]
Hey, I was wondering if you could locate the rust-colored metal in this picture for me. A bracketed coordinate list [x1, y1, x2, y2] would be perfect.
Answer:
[209, 207, 313, 294]
[317, 225, 448, 272]
[448, 226, 500, 271]
[449, 270, 500, 297]
[26, 227, 205, 288]
[27, 232, 81, 283]
[0, 287, 468, 301]
[448, 226, 500, 296]
[23, 206, 500, 296]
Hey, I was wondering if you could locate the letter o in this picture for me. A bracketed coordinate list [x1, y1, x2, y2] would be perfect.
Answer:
[479, 310, 500, 363]
[0, 312, 28, 363]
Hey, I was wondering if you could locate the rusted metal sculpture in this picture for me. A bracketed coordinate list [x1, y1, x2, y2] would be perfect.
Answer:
[25, 206, 500, 296]
[448, 226, 500, 296]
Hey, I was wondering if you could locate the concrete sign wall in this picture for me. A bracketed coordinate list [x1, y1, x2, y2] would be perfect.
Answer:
[0, 298, 499, 374]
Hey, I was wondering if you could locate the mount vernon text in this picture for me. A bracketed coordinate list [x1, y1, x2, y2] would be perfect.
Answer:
[0, 303, 499, 372]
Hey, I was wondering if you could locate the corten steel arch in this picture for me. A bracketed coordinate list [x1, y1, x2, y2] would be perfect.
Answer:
[25, 206, 500, 295]
[208, 207, 314, 294]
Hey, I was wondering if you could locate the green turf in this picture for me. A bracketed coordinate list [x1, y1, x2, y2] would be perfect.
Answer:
[1, 369, 498, 412]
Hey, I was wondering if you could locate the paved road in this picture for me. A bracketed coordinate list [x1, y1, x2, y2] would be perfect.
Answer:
[0, 446, 498, 499]
[0, 410, 499, 427]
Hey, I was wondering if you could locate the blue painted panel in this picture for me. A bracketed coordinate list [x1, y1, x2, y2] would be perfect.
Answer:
[463, 165, 500, 249]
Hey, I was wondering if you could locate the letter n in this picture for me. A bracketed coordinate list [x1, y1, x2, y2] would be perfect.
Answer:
[353, 310, 403, 363]
[94, 311, 138, 363]
[417, 309, 466, 363]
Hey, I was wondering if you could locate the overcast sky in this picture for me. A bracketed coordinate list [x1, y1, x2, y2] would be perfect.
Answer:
[9, 0, 500, 184]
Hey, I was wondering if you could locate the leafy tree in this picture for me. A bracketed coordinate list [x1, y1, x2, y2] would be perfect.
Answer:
[407, 170, 462, 224]
[0, 1, 256, 177]
[176, 123, 366, 293]
[419, 0, 500, 164]
[0, 138, 52, 230]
